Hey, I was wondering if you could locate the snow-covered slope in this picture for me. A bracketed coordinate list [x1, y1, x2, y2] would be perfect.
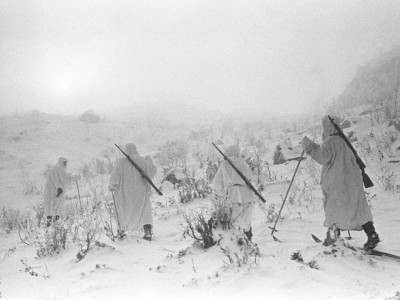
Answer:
[1, 111, 400, 300]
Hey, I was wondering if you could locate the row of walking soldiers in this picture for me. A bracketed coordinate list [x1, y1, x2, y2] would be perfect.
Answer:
[43, 115, 380, 250]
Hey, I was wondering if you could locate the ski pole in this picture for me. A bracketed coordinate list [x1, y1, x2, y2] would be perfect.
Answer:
[111, 190, 122, 233]
[75, 180, 82, 210]
[269, 150, 305, 240]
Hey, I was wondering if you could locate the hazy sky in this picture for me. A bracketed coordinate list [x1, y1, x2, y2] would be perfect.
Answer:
[1, 0, 400, 117]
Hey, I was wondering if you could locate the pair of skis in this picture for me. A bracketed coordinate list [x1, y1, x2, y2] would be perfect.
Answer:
[311, 234, 400, 261]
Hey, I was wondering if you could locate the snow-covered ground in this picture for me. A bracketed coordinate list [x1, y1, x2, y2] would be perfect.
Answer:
[1, 110, 400, 300]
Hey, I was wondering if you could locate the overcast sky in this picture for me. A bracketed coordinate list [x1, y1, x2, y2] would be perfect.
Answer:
[1, 0, 400, 117]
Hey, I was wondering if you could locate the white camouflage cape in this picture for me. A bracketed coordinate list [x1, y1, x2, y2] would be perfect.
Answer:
[302, 115, 373, 230]
[43, 157, 75, 216]
[211, 147, 255, 231]
[109, 150, 157, 231]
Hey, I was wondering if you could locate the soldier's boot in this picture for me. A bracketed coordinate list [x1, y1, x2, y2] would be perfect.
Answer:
[364, 233, 380, 250]
[143, 224, 153, 241]
[244, 227, 253, 242]
[362, 221, 380, 250]
[323, 224, 339, 246]
[46, 216, 52, 227]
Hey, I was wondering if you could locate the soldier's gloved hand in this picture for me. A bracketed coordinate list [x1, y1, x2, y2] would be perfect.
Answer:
[302, 136, 312, 148]
[109, 184, 117, 192]
[302, 136, 311, 144]
[56, 188, 63, 197]
[302, 136, 317, 154]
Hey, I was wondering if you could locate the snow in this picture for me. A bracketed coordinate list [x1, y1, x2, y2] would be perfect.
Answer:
[1, 111, 400, 300]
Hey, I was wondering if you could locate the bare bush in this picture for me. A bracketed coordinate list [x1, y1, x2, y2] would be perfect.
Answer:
[42, 164, 52, 177]
[102, 149, 117, 174]
[365, 191, 377, 207]
[35, 219, 74, 258]
[75, 208, 102, 262]
[32, 199, 45, 227]
[80, 163, 94, 179]
[290, 250, 319, 269]
[22, 181, 40, 195]
[291, 250, 304, 262]
[265, 203, 278, 223]
[180, 209, 215, 249]
[0, 207, 32, 234]
[189, 128, 212, 141]
[302, 159, 321, 186]
[205, 160, 219, 183]
[246, 151, 269, 191]
[219, 230, 260, 268]
[209, 193, 233, 231]
[18, 215, 38, 246]
[157, 140, 188, 167]
[178, 168, 212, 203]
[285, 178, 316, 211]
[20, 258, 51, 279]
[376, 164, 397, 192]
[94, 158, 107, 175]
[263, 162, 278, 182]
[102, 195, 125, 242]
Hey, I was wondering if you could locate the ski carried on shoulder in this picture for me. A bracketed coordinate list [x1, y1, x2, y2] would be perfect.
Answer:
[311, 234, 400, 262]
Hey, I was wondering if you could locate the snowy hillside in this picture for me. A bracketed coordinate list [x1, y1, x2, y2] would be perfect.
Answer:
[1, 109, 400, 300]
[333, 46, 400, 113]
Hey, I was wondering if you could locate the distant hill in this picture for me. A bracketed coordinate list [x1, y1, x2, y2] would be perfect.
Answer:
[332, 46, 400, 113]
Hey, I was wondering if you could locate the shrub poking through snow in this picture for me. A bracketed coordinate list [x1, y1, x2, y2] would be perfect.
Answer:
[20, 258, 51, 279]
[291, 250, 319, 270]
[266, 203, 278, 223]
[157, 139, 188, 167]
[291, 250, 304, 263]
[75, 207, 102, 262]
[206, 160, 219, 183]
[18, 217, 38, 246]
[35, 219, 74, 258]
[209, 193, 233, 231]
[22, 181, 40, 195]
[384, 291, 400, 300]
[103, 197, 125, 242]
[220, 245, 248, 267]
[246, 154, 268, 191]
[376, 164, 397, 192]
[79, 154, 117, 179]
[307, 259, 320, 270]
[31, 192, 102, 260]
[365, 191, 377, 207]
[80, 163, 94, 179]
[219, 230, 260, 267]
[164, 166, 212, 203]
[180, 209, 215, 249]
[0, 207, 32, 234]
[32, 199, 45, 227]
[178, 176, 212, 203]
[303, 158, 321, 186]
[94, 158, 107, 175]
